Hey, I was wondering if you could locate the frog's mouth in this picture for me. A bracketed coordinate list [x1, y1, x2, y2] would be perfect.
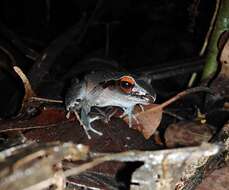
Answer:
[131, 92, 156, 103]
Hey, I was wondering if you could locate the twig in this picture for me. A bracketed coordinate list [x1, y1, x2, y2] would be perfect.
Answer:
[188, 0, 220, 87]
[188, 72, 197, 87]
[163, 110, 185, 121]
[150, 87, 212, 112]
[201, 0, 229, 80]
[199, 0, 221, 56]
[29, 97, 63, 104]
[0, 120, 70, 133]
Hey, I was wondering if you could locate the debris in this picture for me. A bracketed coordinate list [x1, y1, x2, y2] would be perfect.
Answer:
[165, 121, 214, 148]
[0, 142, 89, 190]
[176, 121, 229, 190]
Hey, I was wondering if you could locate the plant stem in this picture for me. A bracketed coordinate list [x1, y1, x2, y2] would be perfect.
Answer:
[201, 0, 229, 80]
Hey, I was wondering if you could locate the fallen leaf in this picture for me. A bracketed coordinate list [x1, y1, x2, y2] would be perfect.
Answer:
[124, 104, 163, 139]
[164, 121, 214, 147]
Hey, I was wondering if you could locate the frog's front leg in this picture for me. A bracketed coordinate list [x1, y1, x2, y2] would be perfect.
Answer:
[120, 106, 139, 128]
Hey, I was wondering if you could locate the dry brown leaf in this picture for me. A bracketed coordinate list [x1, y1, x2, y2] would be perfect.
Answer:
[164, 121, 214, 148]
[13, 66, 63, 115]
[124, 104, 163, 139]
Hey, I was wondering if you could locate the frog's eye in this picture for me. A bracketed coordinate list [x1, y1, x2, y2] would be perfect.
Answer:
[119, 76, 135, 93]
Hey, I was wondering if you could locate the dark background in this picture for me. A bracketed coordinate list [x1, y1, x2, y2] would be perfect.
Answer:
[0, 0, 215, 117]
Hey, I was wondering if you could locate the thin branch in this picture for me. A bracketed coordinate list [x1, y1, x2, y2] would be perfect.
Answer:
[201, 0, 229, 80]
[188, 0, 221, 87]
[163, 110, 185, 120]
[199, 0, 221, 56]
[29, 97, 63, 104]
[0, 120, 70, 133]
[149, 87, 212, 112]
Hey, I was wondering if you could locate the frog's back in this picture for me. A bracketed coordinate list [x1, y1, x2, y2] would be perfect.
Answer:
[85, 69, 129, 84]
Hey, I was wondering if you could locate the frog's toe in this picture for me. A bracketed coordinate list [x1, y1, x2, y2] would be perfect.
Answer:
[89, 115, 101, 123]
[88, 125, 103, 136]
[72, 110, 103, 138]
[82, 125, 92, 139]
[66, 111, 71, 119]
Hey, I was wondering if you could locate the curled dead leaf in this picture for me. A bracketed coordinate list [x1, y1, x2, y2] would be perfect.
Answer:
[13, 66, 35, 106]
[13, 66, 63, 116]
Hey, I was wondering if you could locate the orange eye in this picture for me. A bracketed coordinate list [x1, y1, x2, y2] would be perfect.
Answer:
[119, 76, 135, 93]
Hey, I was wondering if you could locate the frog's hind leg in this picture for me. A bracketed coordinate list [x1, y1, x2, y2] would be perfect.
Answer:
[93, 107, 118, 123]
[73, 111, 91, 139]
[80, 108, 103, 139]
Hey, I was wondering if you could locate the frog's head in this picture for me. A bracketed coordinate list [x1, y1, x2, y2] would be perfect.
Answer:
[102, 75, 156, 106]
[118, 75, 156, 104]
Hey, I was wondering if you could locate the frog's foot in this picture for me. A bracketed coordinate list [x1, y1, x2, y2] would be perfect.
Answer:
[81, 124, 103, 140]
[105, 108, 118, 123]
[74, 111, 103, 139]
[119, 106, 139, 128]
[88, 116, 103, 135]
[139, 104, 145, 112]
[93, 107, 117, 124]
[132, 114, 139, 124]
[66, 111, 71, 119]
[82, 123, 103, 139]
